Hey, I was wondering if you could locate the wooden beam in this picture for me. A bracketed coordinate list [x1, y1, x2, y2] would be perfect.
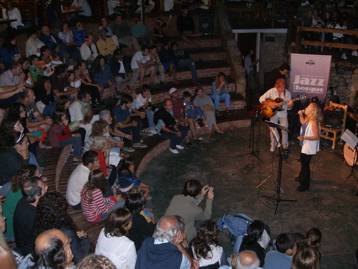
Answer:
[298, 26, 358, 37]
[302, 40, 358, 50]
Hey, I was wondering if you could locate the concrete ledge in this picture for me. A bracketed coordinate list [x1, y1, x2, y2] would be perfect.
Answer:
[136, 118, 251, 177]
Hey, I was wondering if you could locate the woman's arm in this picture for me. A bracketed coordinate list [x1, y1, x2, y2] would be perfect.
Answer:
[303, 120, 320, 141]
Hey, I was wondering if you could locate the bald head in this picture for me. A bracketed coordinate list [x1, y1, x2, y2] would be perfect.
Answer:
[35, 229, 67, 253]
[235, 250, 260, 269]
[34, 229, 73, 268]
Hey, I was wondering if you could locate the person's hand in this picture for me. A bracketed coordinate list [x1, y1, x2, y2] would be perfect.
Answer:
[201, 184, 209, 196]
[126, 134, 133, 140]
[297, 136, 304, 142]
[76, 230, 87, 238]
[207, 187, 214, 200]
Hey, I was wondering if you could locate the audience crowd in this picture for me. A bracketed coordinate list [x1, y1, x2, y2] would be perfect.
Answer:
[0, 0, 355, 269]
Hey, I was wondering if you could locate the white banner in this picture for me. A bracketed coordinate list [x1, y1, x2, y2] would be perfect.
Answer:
[289, 53, 331, 101]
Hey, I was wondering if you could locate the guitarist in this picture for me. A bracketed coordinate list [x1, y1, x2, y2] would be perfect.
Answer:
[259, 77, 293, 153]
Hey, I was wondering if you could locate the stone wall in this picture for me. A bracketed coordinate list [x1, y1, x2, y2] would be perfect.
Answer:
[329, 62, 358, 106]
[215, 4, 246, 98]
[259, 33, 288, 90]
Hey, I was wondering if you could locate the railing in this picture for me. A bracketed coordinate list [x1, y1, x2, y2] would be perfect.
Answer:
[296, 26, 358, 51]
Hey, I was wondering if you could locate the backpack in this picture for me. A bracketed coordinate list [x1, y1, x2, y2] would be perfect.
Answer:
[216, 213, 253, 238]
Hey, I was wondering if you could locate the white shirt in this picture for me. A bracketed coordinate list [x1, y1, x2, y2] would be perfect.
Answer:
[130, 51, 150, 70]
[95, 229, 136, 269]
[69, 100, 85, 122]
[72, 0, 92, 16]
[26, 36, 45, 57]
[301, 121, 320, 155]
[259, 87, 292, 118]
[66, 164, 90, 206]
[192, 244, 223, 267]
[0, 70, 21, 87]
[7, 8, 24, 29]
[80, 43, 98, 62]
[132, 93, 151, 110]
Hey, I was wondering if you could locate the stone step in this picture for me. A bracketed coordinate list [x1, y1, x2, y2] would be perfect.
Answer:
[151, 82, 237, 104]
[187, 47, 227, 62]
[140, 60, 231, 83]
[177, 36, 222, 49]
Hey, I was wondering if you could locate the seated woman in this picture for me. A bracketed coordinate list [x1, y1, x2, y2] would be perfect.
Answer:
[194, 88, 223, 135]
[86, 119, 122, 176]
[34, 78, 56, 117]
[211, 72, 231, 110]
[95, 208, 136, 269]
[125, 188, 155, 250]
[190, 220, 226, 269]
[81, 170, 124, 223]
[48, 113, 82, 162]
[183, 91, 205, 140]
[34, 191, 91, 264]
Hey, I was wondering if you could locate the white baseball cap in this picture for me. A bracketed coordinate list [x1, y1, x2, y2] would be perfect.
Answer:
[169, 87, 177, 95]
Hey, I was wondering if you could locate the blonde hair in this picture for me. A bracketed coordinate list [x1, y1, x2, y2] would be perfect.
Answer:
[304, 103, 320, 122]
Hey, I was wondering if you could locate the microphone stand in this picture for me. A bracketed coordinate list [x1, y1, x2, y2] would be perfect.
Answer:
[262, 121, 297, 215]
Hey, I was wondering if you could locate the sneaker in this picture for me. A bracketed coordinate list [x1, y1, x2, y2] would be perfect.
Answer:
[176, 144, 184, 150]
[123, 147, 135, 153]
[169, 147, 179, 154]
[133, 143, 148, 149]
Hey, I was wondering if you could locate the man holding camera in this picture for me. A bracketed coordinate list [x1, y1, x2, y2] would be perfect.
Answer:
[165, 179, 214, 240]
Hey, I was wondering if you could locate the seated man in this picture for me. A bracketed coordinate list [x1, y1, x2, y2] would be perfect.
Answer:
[132, 85, 156, 135]
[136, 215, 192, 269]
[68, 90, 92, 125]
[154, 99, 188, 154]
[80, 35, 98, 63]
[171, 42, 198, 83]
[130, 46, 156, 86]
[112, 95, 147, 149]
[20, 88, 53, 149]
[39, 25, 59, 51]
[66, 150, 98, 209]
[31, 229, 74, 269]
[14, 176, 48, 255]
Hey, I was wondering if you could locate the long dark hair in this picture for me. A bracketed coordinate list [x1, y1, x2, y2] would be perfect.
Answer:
[241, 220, 265, 247]
[34, 191, 76, 235]
[83, 170, 106, 202]
[190, 220, 219, 259]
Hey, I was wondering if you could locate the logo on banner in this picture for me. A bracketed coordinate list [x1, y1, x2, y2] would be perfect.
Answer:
[290, 53, 331, 100]
[292, 75, 325, 94]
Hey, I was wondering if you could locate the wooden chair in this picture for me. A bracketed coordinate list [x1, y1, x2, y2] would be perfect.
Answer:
[320, 101, 348, 150]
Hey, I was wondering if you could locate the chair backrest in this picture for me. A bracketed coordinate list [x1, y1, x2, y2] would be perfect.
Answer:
[329, 101, 348, 131]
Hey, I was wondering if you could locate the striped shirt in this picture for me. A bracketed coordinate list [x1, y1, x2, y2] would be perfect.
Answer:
[81, 188, 116, 223]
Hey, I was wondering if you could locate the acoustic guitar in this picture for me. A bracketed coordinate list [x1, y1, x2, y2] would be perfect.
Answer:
[259, 95, 307, 119]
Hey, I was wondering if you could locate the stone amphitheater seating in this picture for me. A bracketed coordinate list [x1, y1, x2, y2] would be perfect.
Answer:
[40, 34, 249, 243]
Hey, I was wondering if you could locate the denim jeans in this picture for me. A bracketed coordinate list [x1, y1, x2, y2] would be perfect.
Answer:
[60, 136, 83, 157]
[146, 109, 155, 128]
[211, 92, 231, 109]
[161, 125, 188, 149]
